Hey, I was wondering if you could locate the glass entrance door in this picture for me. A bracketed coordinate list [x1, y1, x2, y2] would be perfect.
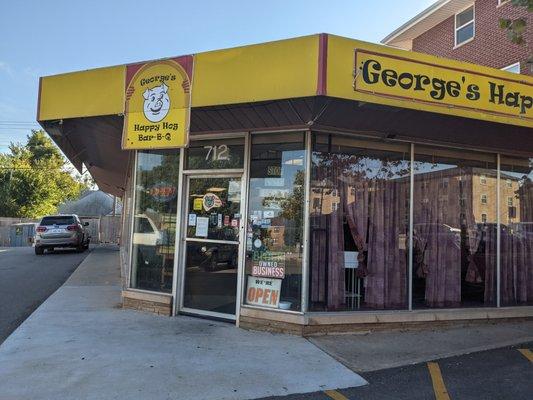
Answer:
[181, 176, 242, 318]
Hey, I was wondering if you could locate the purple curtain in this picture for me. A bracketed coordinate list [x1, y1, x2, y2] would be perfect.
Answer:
[344, 180, 370, 275]
[500, 227, 516, 305]
[464, 175, 483, 285]
[500, 180, 533, 306]
[483, 225, 497, 304]
[516, 181, 533, 304]
[413, 169, 462, 308]
[310, 154, 408, 310]
[345, 179, 407, 309]
[501, 227, 533, 305]
[310, 157, 345, 310]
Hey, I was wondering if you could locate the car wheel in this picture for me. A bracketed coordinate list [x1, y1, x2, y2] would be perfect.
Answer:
[76, 243, 85, 253]
[35, 246, 44, 255]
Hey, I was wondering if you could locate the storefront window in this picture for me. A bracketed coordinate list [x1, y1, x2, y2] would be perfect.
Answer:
[413, 147, 497, 308]
[185, 137, 244, 170]
[309, 133, 411, 311]
[130, 150, 180, 293]
[121, 164, 135, 287]
[500, 157, 533, 306]
[244, 133, 306, 312]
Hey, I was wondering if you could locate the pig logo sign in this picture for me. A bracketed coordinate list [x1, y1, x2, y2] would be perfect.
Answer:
[123, 57, 192, 150]
[143, 83, 170, 122]
[202, 193, 222, 211]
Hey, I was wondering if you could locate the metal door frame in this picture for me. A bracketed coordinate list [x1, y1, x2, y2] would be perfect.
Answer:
[173, 133, 249, 324]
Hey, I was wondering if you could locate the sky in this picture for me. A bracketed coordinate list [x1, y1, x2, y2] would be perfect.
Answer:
[0, 0, 436, 152]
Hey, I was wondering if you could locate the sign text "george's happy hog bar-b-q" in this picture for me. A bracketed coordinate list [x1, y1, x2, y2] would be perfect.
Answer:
[122, 56, 193, 150]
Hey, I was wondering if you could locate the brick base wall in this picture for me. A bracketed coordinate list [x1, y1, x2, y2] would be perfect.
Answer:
[239, 307, 533, 336]
[122, 290, 172, 316]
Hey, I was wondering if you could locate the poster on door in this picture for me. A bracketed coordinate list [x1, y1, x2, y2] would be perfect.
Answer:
[246, 276, 281, 308]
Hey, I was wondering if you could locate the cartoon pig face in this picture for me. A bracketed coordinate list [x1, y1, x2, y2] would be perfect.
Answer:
[143, 83, 170, 122]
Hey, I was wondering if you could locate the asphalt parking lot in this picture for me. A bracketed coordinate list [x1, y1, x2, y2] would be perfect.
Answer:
[0, 246, 91, 343]
[260, 342, 533, 400]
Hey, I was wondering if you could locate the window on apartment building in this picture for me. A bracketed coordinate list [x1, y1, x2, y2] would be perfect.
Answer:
[506, 179, 513, 188]
[501, 62, 521, 74]
[455, 5, 475, 47]
[507, 196, 514, 207]
[481, 213, 487, 223]
[480, 174, 487, 185]
[481, 194, 488, 204]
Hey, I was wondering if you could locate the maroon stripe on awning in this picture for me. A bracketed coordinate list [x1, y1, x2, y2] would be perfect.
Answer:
[317, 33, 328, 96]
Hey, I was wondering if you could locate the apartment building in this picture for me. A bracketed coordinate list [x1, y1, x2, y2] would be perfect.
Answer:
[383, 0, 532, 75]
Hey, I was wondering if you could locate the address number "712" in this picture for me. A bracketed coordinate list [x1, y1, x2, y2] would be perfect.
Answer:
[204, 144, 229, 161]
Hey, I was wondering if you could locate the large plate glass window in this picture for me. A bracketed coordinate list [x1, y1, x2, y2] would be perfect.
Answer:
[130, 150, 180, 293]
[413, 146, 497, 308]
[185, 137, 245, 170]
[244, 132, 306, 312]
[499, 156, 533, 306]
[455, 6, 474, 46]
[309, 133, 411, 311]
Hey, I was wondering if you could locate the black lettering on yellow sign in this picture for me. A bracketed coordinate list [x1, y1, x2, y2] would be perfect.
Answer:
[140, 74, 177, 86]
[137, 133, 173, 141]
[162, 122, 179, 130]
[466, 84, 480, 101]
[360, 59, 532, 115]
[489, 82, 532, 115]
[134, 124, 159, 132]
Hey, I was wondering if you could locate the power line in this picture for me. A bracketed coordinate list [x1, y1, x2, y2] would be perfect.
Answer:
[0, 129, 40, 132]
[0, 124, 40, 127]
[0, 120, 40, 123]
[0, 121, 39, 123]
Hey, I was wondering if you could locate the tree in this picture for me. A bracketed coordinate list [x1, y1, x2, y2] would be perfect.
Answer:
[499, 0, 532, 45]
[0, 130, 89, 218]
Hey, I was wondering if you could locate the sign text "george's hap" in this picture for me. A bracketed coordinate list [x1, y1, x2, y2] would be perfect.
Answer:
[354, 49, 532, 123]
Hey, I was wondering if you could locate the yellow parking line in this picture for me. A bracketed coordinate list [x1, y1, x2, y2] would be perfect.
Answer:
[518, 348, 533, 363]
[427, 362, 451, 400]
[324, 389, 349, 400]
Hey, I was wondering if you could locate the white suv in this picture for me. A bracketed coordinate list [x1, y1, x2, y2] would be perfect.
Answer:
[34, 214, 90, 255]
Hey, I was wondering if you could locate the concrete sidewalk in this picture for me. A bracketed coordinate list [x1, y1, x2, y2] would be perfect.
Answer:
[310, 320, 533, 373]
[0, 245, 366, 400]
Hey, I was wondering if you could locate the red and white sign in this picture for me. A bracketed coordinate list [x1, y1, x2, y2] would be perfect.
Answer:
[252, 261, 285, 279]
[246, 277, 281, 308]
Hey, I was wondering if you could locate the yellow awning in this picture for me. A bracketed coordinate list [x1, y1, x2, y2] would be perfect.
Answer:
[38, 34, 532, 128]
